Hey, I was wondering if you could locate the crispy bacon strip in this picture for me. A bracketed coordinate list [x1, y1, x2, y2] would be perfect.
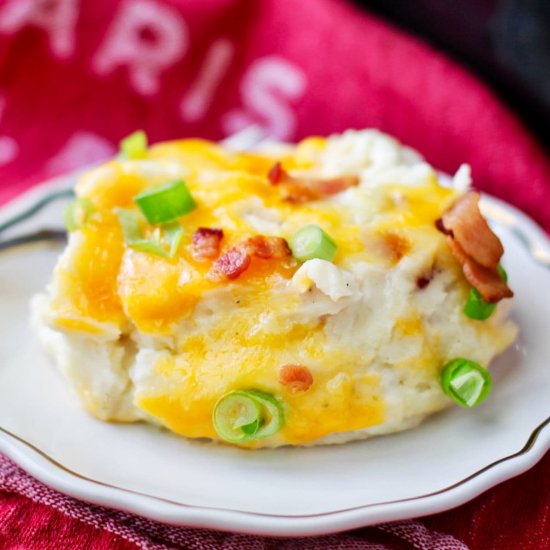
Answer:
[192, 227, 223, 262]
[437, 192, 512, 303]
[268, 162, 359, 203]
[441, 192, 503, 269]
[207, 235, 291, 281]
[279, 364, 313, 394]
[447, 238, 512, 303]
[463, 260, 513, 303]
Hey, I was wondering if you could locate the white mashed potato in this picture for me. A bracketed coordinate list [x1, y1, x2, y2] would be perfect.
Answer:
[32, 130, 517, 447]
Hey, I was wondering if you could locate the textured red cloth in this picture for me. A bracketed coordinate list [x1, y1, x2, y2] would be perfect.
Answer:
[0, 0, 549, 548]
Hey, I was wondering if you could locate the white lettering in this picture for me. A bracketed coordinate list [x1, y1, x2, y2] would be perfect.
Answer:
[0, 96, 18, 166]
[0, 0, 78, 60]
[180, 38, 234, 122]
[46, 131, 115, 175]
[222, 56, 307, 140]
[0, 136, 18, 166]
[93, 0, 188, 96]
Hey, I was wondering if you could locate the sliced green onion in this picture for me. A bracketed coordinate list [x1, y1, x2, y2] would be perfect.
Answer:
[244, 390, 285, 439]
[440, 358, 492, 408]
[119, 130, 147, 159]
[64, 198, 95, 232]
[241, 418, 263, 435]
[116, 208, 142, 242]
[134, 180, 196, 224]
[464, 288, 496, 320]
[464, 264, 508, 320]
[115, 209, 183, 259]
[213, 391, 263, 444]
[213, 390, 285, 444]
[289, 224, 338, 262]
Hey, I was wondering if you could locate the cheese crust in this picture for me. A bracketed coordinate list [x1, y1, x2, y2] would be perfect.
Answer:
[32, 130, 517, 447]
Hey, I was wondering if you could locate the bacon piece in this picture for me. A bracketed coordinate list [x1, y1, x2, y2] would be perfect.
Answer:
[435, 218, 452, 236]
[192, 227, 223, 261]
[267, 162, 285, 185]
[267, 162, 359, 203]
[208, 247, 250, 281]
[436, 192, 512, 303]
[279, 364, 313, 394]
[441, 192, 503, 269]
[207, 235, 291, 281]
[463, 260, 513, 303]
[243, 235, 291, 259]
[446, 236, 470, 266]
[446, 238, 512, 303]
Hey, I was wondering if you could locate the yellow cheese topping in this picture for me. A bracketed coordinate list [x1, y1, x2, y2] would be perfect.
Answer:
[47, 136, 461, 445]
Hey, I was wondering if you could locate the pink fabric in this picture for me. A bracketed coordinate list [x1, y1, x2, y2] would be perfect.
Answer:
[1, 451, 550, 549]
[0, 0, 549, 230]
[1, 0, 549, 548]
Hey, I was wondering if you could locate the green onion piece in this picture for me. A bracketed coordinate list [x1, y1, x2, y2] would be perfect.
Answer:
[440, 358, 492, 408]
[162, 221, 184, 257]
[64, 198, 95, 232]
[244, 390, 285, 439]
[213, 390, 285, 444]
[116, 208, 142, 242]
[464, 264, 508, 320]
[213, 391, 263, 444]
[289, 224, 338, 262]
[241, 419, 263, 435]
[134, 180, 196, 224]
[119, 130, 147, 159]
[115, 209, 183, 259]
[464, 288, 496, 320]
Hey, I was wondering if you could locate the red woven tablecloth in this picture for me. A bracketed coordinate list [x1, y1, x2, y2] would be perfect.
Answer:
[0, 1, 549, 548]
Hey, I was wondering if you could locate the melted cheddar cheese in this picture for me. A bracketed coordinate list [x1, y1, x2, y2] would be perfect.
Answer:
[42, 134, 493, 447]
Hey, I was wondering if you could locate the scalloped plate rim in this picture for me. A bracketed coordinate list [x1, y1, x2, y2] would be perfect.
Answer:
[0, 172, 549, 537]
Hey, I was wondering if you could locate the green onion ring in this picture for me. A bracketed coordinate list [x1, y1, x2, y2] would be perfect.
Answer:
[463, 288, 496, 320]
[244, 390, 285, 439]
[213, 389, 285, 444]
[289, 224, 338, 262]
[440, 358, 492, 408]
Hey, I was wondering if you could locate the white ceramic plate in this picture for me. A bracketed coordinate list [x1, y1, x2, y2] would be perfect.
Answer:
[0, 174, 549, 537]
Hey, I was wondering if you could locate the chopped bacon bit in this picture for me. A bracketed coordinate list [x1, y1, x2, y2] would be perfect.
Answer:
[208, 247, 250, 281]
[281, 184, 319, 204]
[243, 235, 291, 259]
[267, 162, 359, 203]
[267, 162, 285, 185]
[317, 178, 359, 196]
[206, 234, 291, 281]
[279, 364, 313, 394]
[192, 227, 223, 261]
[441, 192, 503, 269]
